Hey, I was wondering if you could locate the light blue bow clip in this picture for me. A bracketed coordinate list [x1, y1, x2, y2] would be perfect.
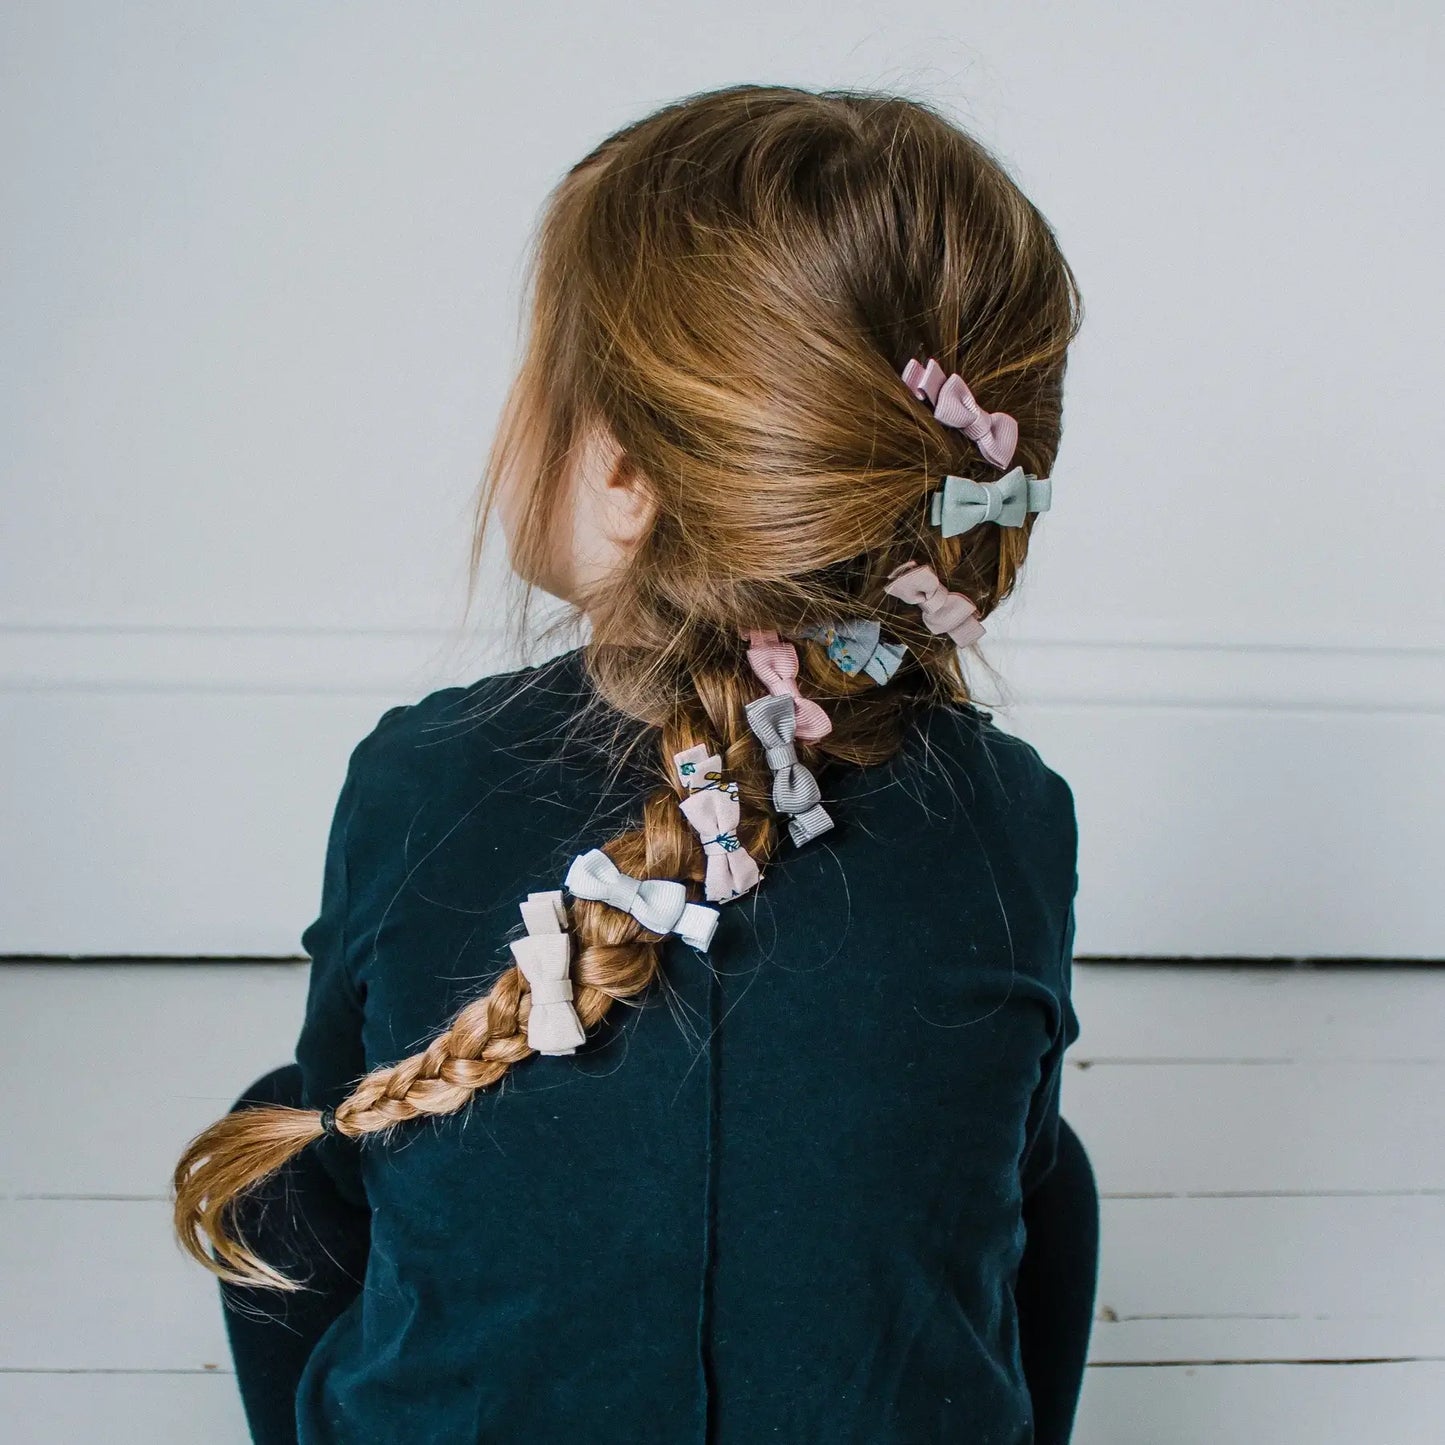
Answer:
[796, 620, 907, 685]
[564, 848, 719, 951]
[929, 465, 1052, 538]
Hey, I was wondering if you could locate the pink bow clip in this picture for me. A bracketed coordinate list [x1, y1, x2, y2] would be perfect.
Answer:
[901, 356, 1018, 470]
[884, 562, 986, 648]
[675, 745, 760, 903]
[744, 630, 832, 741]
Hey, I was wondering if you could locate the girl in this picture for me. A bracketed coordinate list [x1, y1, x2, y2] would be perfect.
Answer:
[174, 83, 1097, 1445]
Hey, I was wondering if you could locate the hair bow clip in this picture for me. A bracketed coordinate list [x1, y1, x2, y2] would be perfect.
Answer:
[929, 466, 1052, 538]
[795, 619, 907, 684]
[901, 355, 1019, 470]
[510, 890, 587, 1057]
[743, 629, 832, 740]
[674, 744, 761, 903]
[743, 694, 833, 847]
[564, 848, 719, 951]
[884, 562, 986, 648]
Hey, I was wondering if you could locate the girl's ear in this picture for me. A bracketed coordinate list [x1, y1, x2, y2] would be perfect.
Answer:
[597, 434, 656, 547]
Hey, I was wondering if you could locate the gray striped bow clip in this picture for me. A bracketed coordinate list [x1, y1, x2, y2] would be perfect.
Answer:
[564, 848, 719, 951]
[743, 693, 834, 847]
[930, 465, 1052, 538]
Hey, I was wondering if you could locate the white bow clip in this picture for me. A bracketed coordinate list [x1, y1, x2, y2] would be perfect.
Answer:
[564, 848, 719, 951]
[511, 890, 586, 1057]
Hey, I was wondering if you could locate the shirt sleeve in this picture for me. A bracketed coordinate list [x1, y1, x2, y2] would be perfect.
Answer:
[292, 726, 383, 1211]
[1018, 901, 1081, 1200]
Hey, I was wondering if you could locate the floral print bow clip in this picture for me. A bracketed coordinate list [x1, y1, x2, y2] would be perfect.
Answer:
[674, 744, 762, 903]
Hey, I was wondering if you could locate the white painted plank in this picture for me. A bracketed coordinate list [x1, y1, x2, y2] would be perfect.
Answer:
[1089, 1195, 1445, 1364]
[1073, 965, 1445, 1061]
[4, 1194, 1440, 1371]
[0, 964, 308, 1197]
[0, 1371, 248, 1445]
[0, 691, 419, 957]
[2, 1361, 1441, 1445]
[1067, 1061, 1445, 1196]
[0, 1200, 231, 1371]
[1075, 1362, 1445, 1445]
[1002, 705, 1445, 958]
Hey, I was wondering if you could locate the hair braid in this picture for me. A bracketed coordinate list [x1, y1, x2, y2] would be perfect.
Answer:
[173, 660, 786, 1289]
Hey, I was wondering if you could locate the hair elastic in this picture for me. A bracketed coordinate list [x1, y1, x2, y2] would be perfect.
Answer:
[901, 356, 1019, 469]
[318, 1106, 338, 1137]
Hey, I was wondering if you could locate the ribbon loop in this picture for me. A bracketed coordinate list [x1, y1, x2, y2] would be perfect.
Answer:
[511, 889, 586, 1057]
[564, 848, 719, 952]
[928, 466, 1052, 539]
[744, 693, 834, 848]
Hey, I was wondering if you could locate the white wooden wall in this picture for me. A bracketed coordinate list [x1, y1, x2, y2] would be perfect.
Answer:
[2, 8, 1441, 963]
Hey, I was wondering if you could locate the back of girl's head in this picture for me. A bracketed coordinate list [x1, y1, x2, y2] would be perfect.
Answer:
[482, 83, 1079, 723]
[175, 82, 1082, 1290]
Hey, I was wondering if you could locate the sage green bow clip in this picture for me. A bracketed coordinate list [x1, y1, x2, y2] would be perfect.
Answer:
[930, 465, 1052, 538]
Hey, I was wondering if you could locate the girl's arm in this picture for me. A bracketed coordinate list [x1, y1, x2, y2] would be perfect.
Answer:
[294, 737, 378, 1212]
[1019, 903, 1081, 1200]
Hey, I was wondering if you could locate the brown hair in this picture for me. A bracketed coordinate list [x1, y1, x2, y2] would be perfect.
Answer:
[174, 82, 1082, 1288]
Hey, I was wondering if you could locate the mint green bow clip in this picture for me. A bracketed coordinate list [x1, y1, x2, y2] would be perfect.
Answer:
[796, 620, 907, 684]
[930, 465, 1052, 538]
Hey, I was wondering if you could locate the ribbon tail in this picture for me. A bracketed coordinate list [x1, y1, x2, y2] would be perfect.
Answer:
[791, 693, 832, 741]
[703, 854, 735, 903]
[787, 803, 834, 847]
[728, 850, 762, 899]
[676, 902, 720, 951]
[528, 1003, 586, 1056]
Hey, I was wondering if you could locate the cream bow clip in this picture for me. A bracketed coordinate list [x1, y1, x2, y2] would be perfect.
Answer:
[930, 466, 1052, 538]
[511, 890, 586, 1057]
[565, 848, 719, 951]
[674, 744, 762, 903]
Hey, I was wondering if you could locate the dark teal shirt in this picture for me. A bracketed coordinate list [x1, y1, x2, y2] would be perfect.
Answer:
[292, 646, 1079, 1444]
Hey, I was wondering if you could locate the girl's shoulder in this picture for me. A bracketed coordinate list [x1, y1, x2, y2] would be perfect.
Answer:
[335, 647, 614, 846]
[348, 647, 597, 780]
[837, 698, 1079, 906]
[888, 698, 1076, 835]
[361, 646, 590, 750]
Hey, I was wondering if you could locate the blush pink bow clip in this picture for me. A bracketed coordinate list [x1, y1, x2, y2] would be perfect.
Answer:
[674, 745, 762, 903]
[901, 356, 1018, 470]
[884, 562, 986, 648]
[744, 630, 832, 741]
